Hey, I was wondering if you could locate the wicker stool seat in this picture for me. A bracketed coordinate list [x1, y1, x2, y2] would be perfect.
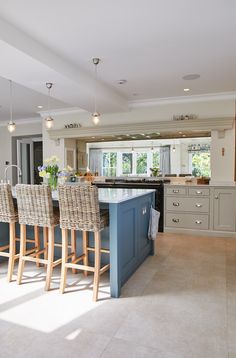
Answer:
[58, 184, 110, 301]
[16, 184, 62, 291]
[0, 184, 19, 282]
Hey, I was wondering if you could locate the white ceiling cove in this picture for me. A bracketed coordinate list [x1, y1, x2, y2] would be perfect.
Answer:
[0, 0, 235, 122]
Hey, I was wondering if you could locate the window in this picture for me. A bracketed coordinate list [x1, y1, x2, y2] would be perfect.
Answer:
[191, 152, 211, 177]
[122, 153, 132, 174]
[102, 152, 117, 176]
[136, 152, 147, 174]
[152, 151, 160, 168]
[101, 149, 161, 176]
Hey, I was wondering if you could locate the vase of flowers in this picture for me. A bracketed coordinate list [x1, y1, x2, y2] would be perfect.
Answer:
[38, 156, 60, 190]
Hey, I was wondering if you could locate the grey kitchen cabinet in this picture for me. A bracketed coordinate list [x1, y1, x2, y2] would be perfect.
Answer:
[213, 188, 236, 232]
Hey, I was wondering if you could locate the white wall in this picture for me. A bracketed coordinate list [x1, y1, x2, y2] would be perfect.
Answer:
[0, 120, 42, 182]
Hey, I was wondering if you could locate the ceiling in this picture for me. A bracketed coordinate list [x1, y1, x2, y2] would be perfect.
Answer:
[0, 0, 236, 122]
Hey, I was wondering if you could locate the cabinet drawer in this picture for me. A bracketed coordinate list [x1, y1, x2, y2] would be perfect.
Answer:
[188, 188, 210, 197]
[166, 196, 209, 213]
[166, 187, 187, 196]
[166, 213, 209, 230]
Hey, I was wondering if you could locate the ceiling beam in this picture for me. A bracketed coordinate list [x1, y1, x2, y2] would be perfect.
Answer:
[0, 17, 128, 113]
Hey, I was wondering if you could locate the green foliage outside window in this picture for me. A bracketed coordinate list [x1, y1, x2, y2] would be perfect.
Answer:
[191, 152, 211, 177]
[152, 151, 160, 167]
[136, 153, 147, 174]
[122, 153, 132, 174]
[102, 152, 117, 176]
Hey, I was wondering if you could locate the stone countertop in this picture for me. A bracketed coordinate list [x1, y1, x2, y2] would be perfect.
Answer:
[12, 187, 155, 204]
[53, 188, 155, 204]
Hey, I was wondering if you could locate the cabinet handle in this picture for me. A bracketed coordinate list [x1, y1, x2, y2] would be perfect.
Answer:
[196, 191, 202, 194]
[195, 203, 202, 208]
[173, 189, 179, 193]
[142, 207, 147, 215]
[172, 218, 179, 223]
[215, 196, 219, 199]
[195, 220, 202, 224]
[173, 202, 180, 207]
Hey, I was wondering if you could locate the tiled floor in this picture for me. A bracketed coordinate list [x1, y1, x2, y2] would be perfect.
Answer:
[0, 233, 236, 357]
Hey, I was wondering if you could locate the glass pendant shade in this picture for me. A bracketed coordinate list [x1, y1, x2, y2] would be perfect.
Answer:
[92, 112, 100, 125]
[7, 121, 16, 133]
[45, 116, 54, 129]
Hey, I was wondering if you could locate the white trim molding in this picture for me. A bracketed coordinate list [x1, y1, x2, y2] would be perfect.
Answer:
[129, 92, 236, 108]
[47, 117, 234, 140]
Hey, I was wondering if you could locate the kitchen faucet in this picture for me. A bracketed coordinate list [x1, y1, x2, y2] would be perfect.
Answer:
[4, 164, 22, 184]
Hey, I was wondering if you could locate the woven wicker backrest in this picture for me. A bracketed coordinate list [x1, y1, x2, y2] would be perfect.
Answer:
[0, 184, 18, 223]
[58, 184, 102, 231]
[16, 184, 55, 227]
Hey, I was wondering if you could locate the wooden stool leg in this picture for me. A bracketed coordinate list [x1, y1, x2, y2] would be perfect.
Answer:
[93, 231, 101, 302]
[71, 229, 76, 274]
[60, 228, 68, 294]
[34, 225, 40, 267]
[83, 231, 89, 277]
[7, 223, 16, 282]
[43, 227, 48, 267]
[45, 227, 54, 291]
[17, 224, 26, 285]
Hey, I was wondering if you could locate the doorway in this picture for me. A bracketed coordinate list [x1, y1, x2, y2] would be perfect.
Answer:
[17, 137, 43, 184]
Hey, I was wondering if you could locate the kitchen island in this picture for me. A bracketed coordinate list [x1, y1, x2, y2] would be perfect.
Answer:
[2, 187, 155, 298]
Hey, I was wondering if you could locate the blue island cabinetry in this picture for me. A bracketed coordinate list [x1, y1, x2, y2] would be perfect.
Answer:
[107, 189, 155, 297]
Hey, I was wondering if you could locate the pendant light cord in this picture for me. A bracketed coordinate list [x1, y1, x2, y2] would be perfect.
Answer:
[94, 62, 97, 113]
[9, 80, 13, 124]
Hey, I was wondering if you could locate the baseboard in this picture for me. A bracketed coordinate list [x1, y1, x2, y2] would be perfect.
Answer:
[164, 227, 236, 238]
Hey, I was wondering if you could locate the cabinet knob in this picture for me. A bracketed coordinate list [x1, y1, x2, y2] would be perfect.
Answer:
[173, 202, 180, 207]
[173, 190, 179, 193]
[215, 196, 219, 199]
[172, 218, 179, 223]
[196, 191, 202, 195]
[195, 203, 202, 208]
[195, 220, 202, 224]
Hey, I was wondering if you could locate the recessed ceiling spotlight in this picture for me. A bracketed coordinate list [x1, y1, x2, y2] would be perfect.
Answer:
[156, 132, 161, 135]
[146, 135, 151, 138]
[179, 131, 182, 134]
[101, 138, 104, 141]
[37, 105, 43, 109]
[182, 134, 186, 137]
[182, 74, 200, 80]
[140, 133, 145, 136]
[126, 134, 130, 137]
[117, 79, 127, 85]
[91, 136, 95, 139]
[131, 136, 136, 139]
[184, 88, 190, 92]
[117, 137, 122, 139]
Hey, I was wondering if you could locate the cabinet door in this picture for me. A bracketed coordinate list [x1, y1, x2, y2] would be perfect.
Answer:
[213, 189, 236, 232]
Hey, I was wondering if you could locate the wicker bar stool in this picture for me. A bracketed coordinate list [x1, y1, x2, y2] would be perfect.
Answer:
[16, 184, 61, 291]
[58, 184, 110, 301]
[0, 183, 19, 282]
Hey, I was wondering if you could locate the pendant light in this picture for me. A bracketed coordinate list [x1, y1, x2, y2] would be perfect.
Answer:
[92, 58, 101, 125]
[7, 80, 16, 133]
[45, 82, 54, 129]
